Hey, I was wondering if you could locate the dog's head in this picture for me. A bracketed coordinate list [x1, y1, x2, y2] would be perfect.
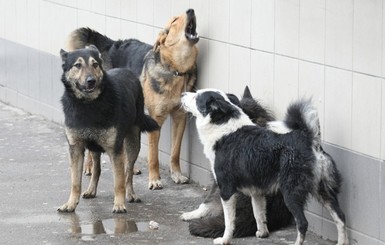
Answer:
[239, 86, 275, 126]
[181, 89, 246, 125]
[60, 45, 104, 101]
[154, 9, 199, 51]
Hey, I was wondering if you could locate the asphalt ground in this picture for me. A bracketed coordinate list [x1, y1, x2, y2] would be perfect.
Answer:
[0, 101, 335, 245]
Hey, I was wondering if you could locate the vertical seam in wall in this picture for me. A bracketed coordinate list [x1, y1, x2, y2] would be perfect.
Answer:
[249, 0, 252, 84]
[379, 1, 384, 240]
[273, 0, 276, 106]
[297, 0, 300, 99]
[323, 0, 327, 140]
[380, 0, 384, 163]
[351, 0, 355, 150]
[227, 0, 230, 92]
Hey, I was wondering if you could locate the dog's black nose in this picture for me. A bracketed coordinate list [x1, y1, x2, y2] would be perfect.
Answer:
[186, 9, 195, 15]
[86, 76, 96, 89]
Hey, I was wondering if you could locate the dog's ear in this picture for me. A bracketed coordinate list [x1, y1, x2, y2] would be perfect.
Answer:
[60, 49, 68, 63]
[226, 93, 240, 106]
[153, 29, 169, 52]
[242, 86, 253, 99]
[208, 98, 233, 114]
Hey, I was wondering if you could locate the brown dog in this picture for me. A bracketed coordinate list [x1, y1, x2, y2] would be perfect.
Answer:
[67, 9, 199, 190]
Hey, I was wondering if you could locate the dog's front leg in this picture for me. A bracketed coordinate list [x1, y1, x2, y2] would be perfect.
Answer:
[170, 110, 189, 184]
[251, 194, 269, 238]
[58, 144, 85, 212]
[82, 151, 101, 198]
[109, 150, 127, 213]
[213, 195, 237, 245]
[147, 129, 163, 189]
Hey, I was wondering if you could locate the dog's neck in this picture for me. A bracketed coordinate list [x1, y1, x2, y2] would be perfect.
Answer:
[159, 44, 198, 74]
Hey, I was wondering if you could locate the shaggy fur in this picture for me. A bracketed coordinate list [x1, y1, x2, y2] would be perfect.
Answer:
[181, 88, 349, 245]
[57, 46, 158, 213]
[66, 9, 199, 189]
[181, 87, 293, 238]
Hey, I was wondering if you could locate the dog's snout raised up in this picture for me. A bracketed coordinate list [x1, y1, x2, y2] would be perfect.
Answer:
[186, 9, 194, 15]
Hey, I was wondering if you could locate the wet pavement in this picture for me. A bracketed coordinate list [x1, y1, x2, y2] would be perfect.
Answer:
[0, 101, 335, 245]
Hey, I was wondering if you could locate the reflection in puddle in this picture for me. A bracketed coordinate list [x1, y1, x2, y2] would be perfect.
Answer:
[68, 215, 155, 241]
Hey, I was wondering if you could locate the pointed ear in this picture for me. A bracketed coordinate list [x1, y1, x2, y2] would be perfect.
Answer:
[153, 29, 168, 52]
[242, 86, 253, 99]
[60, 49, 68, 62]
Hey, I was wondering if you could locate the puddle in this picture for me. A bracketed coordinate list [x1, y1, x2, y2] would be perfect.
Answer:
[69, 217, 157, 241]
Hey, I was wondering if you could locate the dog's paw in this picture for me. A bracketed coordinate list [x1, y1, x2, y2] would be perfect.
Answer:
[133, 167, 142, 175]
[82, 190, 96, 199]
[84, 170, 92, 176]
[57, 203, 76, 213]
[256, 229, 269, 238]
[126, 193, 141, 203]
[148, 179, 163, 190]
[112, 203, 127, 213]
[213, 237, 230, 245]
[180, 209, 203, 221]
[180, 212, 194, 221]
[171, 171, 189, 184]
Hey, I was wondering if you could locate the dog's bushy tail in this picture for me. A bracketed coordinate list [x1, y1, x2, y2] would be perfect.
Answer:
[66, 27, 114, 52]
[284, 98, 321, 147]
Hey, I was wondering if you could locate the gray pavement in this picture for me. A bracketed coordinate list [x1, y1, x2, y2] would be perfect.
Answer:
[0, 101, 335, 245]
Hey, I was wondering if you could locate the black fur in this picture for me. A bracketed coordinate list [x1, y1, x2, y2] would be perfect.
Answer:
[60, 48, 159, 153]
[187, 87, 293, 238]
[69, 27, 152, 77]
[182, 88, 348, 244]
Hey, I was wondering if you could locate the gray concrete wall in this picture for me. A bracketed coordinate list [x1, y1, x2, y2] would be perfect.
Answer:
[0, 1, 384, 244]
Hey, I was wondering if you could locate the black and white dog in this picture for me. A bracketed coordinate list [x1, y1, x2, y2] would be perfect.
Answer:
[181, 88, 348, 245]
[181, 87, 293, 238]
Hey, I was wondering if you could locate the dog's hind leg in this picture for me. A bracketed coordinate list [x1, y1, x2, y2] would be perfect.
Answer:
[170, 109, 189, 184]
[84, 151, 93, 176]
[82, 151, 101, 198]
[323, 198, 349, 245]
[125, 126, 141, 203]
[250, 193, 269, 238]
[281, 190, 308, 245]
[213, 195, 237, 245]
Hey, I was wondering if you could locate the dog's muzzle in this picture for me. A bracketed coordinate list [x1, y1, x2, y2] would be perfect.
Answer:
[185, 9, 199, 44]
[85, 76, 96, 92]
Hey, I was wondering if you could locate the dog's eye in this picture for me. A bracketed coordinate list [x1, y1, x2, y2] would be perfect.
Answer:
[74, 63, 82, 69]
[171, 17, 178, 24]
[92, 63, 99, 69]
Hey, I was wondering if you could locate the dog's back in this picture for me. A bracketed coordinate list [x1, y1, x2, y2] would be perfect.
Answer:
[66, 28, 152, 77]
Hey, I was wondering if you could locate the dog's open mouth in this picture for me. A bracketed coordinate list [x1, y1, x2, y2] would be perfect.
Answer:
[185, 9, 199, 44]
[77, 81, 96, 93]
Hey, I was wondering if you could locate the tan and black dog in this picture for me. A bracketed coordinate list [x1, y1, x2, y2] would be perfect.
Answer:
[66, 9, 199, 190]
[58, 46, 158, 213]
